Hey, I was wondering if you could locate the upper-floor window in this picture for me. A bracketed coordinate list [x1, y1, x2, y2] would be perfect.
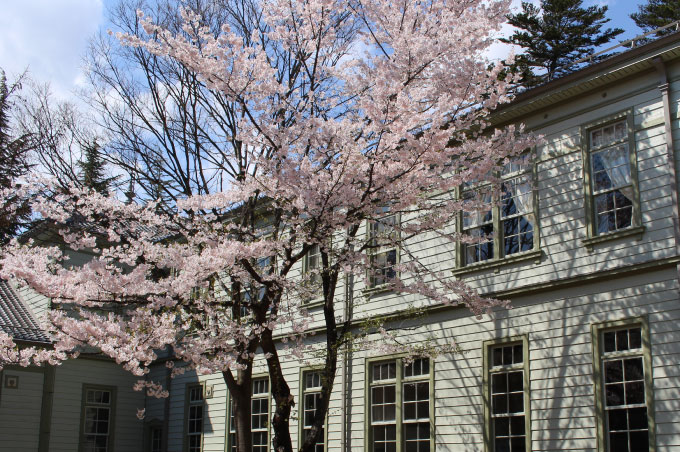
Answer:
[460, 159, 536, 267]
[81, 386, 115, 452]
[304, 244, 322, 287]
[589, 120, 634, 234]
[367, 209, 399, 289]
[582, 114, 642, 244]
[593, 320, 654, 452]
[367, 357, 432, 451]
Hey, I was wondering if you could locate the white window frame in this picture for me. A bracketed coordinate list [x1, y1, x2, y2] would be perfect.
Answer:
[300, 369, 327, 452]
[228, 376, 271, 452]
[455, 157, 540, 272]
[79, 385, 116, 452]
[365, 356, 434, 452]
[592, 317, 655, 452]
[483, 336, 531, 452]
[185, 384, 204, 452]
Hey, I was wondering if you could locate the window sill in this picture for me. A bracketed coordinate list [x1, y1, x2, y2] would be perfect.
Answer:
[303, 299, 325, 309]
[451, 249, 543, 276]
[581, 226, 646, 252]
[362, 284, 395, 297]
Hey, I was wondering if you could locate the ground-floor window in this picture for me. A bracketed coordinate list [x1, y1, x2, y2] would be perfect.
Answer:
[484, 337, 530, 452]
[302, 370, 325, 451]
[593, 319, 654, 452]
[229, 377, 270, 452]
[186, 385, 204, 452]
[81, 385, 115, 452]
[367, 357, 433, 452]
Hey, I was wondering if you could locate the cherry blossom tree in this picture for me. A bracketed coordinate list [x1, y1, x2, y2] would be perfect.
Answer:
[0, 0, 537, 450]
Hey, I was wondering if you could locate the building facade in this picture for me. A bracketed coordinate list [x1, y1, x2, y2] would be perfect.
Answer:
[142, 32, 680, 452]
[3, 29, 680, 452]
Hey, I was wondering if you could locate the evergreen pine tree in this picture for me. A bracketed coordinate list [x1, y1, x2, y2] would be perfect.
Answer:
[77, 140, 115, 195]
[501, 0, 624, 87]
[631, 0, 680, 36]
[0, 69, 33, 244]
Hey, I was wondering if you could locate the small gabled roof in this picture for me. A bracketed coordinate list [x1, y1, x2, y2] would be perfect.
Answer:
[0, 279, 51, 344]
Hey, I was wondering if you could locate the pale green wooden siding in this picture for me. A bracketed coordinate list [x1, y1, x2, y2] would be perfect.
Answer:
[49, 359, 144, 452]
[0, 369, 43, 452]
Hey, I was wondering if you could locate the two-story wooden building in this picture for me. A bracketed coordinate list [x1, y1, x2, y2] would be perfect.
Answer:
[141, 30, 680, 452]
[3, 26, 680, 452]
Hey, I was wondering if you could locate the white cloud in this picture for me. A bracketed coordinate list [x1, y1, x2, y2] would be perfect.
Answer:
[484, 0, 541, 62]
[0, 0, 104, 100]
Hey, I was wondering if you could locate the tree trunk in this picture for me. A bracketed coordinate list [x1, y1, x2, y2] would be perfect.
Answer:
[261, 328, 294, 452]
[223, 369, 253, 452]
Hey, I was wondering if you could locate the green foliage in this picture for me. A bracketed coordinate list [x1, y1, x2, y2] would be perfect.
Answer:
[631, 0, 680, 36]
[77, 140, 116, 195]
[501, 0, 624, 87]
[0, 69, 33, 244]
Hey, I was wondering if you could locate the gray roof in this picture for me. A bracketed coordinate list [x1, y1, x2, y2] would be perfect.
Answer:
[0, 280, 51, 343]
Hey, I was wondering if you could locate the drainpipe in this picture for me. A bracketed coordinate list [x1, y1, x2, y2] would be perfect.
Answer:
[341, 271, 354, 452]
[162, 348, 172, 452]
[653, 57, 680, 286]
[37, 365, 55, 452]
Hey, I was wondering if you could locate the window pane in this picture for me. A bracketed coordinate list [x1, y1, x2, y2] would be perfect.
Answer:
[609, 432, 629, 452]
[624, 358, 643, 381]
[510, 416, 525, 436]
[508, 372, 523, 392]
[629, 328, 642, 350]
[628, 407, 648, 430]
[606, 383, 624, 406]
[630, 431, 649, 451]
[605, 361, 623, 383]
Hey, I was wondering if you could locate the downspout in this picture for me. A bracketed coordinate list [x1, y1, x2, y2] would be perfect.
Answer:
[341, 271, 354, 452]
[37, 365, 55, 452]
[653, 57, 680, 286]
[162, 348, 173, 452]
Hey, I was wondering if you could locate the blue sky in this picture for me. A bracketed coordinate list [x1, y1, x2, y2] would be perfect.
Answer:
[0, 0, 652, 101]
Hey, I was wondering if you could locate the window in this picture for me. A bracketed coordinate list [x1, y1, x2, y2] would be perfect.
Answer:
[582, 114, 642, 242]
[301, 370, 326, 452]
[149, 426, 162, 452]
[367, 210, 399, 289]
[593, 320, 655, 452]
[185, 385, 204, 452]
[367, 357, 433, 452]
[228, 377, 270, 452]
[462, 190, 494, 264]
[483, 338, 530, 452]
[458, 159, 536, 268]
[304, 243, 322, 287]
[80, 386, 115, 452]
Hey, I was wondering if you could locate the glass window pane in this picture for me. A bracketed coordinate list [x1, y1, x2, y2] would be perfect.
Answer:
[503, 347, 513, 365]
[492, 374, 507, 394]
[606, 383, 624, 406]
[604, 332, 616, 353]
[628, 407, 648, 430]
[630, 431, 649, 451]
[508, 393, 523, 413]
[625, 382, 645, 405]
[508, 372, 523, 392]
[605, 361, 623, 383]
[609, 432, 629, 452]
[510, 416, 525, 435]
[624, 358, 643, 381]
[510, 437, 526, 452]
[494, 417, 509, 436]
[608, 409, 628, 431]
[629, 328, 642, 350]
[513, 345, 523, 364]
